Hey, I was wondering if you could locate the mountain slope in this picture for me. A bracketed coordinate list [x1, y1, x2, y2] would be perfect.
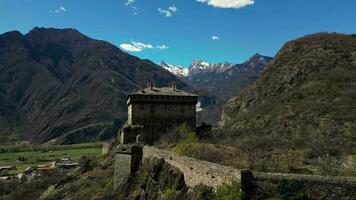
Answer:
[221, 33, 356, 142]
[0, 27, 207, 143]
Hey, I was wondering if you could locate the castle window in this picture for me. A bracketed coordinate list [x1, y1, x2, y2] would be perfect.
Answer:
[140, 105, 144, 110]
[164, 105, 168, 110]
[181, 106, 185, 113]
[150, 105, 155, 113]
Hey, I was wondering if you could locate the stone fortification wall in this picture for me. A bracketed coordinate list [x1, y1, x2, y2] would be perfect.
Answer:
[114, 145, 143, 191]
[101, 143, 110, 154]
[0, 180, 18, 195]
[143, 146, 241, 189]
[241, 170, 356, 200]
[115, 145, 356, 200]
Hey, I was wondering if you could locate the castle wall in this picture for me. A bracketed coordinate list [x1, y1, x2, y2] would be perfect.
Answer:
[0, 180, 18, 195]
[114, 153, 131, 191]
[114, 145, 143, 191]
[142, 146, 241, 189]
[127, 104, 132, 124]
[114, 145, 356, 200]
[129, 95, 197, 143]
[241, 170, 356, 200]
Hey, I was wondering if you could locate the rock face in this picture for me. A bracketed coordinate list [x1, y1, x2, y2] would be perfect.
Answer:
[221, 33, 356, 140]
[0, 27, 205, 143]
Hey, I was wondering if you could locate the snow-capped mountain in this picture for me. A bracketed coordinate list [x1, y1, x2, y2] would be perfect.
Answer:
[159, 61, 188, 77]
[188, 60, 234, 75]
[185, 54, 273, 99]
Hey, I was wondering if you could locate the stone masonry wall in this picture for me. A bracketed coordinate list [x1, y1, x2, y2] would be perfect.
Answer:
[241, 170, 356, 200]
[115, 145, 356, 200]
[0, 180, 18, 195]
[114, 153, 131, 191]
[143, 146, 241, 189]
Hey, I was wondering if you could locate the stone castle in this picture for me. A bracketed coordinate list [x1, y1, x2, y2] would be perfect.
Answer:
[120, 85, 198, 144]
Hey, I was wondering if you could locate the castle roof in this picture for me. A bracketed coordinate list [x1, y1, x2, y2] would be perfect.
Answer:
[129, 87, 197, 97]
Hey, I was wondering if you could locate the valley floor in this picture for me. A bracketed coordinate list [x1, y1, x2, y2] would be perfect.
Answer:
[0, 142, 103, 174]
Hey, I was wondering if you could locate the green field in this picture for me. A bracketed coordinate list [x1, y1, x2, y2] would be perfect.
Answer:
[0, 142, 104, 172]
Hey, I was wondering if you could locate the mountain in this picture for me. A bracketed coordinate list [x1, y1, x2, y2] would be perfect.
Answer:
[159, 61, 188, 77]
[188, 60, 234, 75]
[221, 33, 356, 143]
[0, 27, 218, 144]
[185, 54, 272, 100]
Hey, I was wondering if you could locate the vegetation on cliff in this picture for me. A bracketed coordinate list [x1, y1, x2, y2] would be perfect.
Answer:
[219, 33, 356, 175]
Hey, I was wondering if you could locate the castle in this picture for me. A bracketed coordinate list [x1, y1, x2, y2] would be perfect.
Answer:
[120, 85, 198, 144]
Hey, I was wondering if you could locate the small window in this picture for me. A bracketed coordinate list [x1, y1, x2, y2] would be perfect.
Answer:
[164, 105, 168, 110]
[140, 105, 144, 110]
[150, 105, 155, 113]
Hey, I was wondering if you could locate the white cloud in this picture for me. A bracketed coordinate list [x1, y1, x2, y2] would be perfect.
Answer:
[156, 45, 169, 50]
[125, 0, 138, 15]
[169, 5, 178, 12]
[196, 0, 254, 9]
[120, 41, 169, 52]
[158, 8, 172, 17]
[125, 0, 134, 6]
[120, 44, 142, 52]
[132, 42, 154, 49]
[212, 35, 220, 40]
[54, 6, 66, 13]
[158, 5, 178, 17]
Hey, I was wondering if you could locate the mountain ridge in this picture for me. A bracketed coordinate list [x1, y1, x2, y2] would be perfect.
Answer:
[0, 27, 220, 143]
[176, 54, 272, 100]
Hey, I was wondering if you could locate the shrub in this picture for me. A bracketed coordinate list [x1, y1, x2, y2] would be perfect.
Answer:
[159, 123, 195, 145]
[174, 132, 199, 157]
[213, 180, 241, 200]
[162, 188, 176, 200]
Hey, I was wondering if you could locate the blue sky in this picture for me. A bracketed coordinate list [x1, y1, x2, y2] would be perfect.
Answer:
[1, 0, 356, 67]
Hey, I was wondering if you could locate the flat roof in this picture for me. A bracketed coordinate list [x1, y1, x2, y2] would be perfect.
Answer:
[129, 87, 197, 97]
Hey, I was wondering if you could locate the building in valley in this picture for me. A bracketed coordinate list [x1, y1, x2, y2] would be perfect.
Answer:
[121, 85, 198, 144]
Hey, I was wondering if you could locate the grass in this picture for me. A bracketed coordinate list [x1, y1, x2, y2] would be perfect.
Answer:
[0, 142, 103, 173]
